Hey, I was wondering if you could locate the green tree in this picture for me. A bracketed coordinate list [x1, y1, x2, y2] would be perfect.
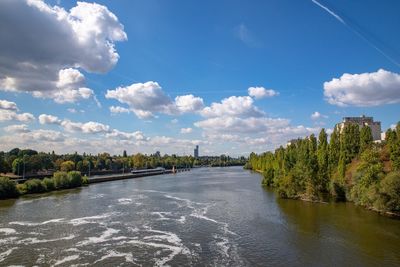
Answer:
[317, 129, 329, 192]
[60, 160, 75, 172]
[360, 126, 373, 153]
[328, 127, 340, 174]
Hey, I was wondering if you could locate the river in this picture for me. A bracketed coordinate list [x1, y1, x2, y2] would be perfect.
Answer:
[0, 167, 399, 266]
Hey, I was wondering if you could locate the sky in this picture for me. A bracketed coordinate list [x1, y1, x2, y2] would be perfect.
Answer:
[0, 0, 399, 157]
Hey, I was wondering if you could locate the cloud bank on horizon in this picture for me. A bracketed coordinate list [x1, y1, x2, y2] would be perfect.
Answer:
[0, 0, 399, 156]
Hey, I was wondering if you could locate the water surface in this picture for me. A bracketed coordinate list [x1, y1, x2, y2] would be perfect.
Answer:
[0, 167, 399, 266]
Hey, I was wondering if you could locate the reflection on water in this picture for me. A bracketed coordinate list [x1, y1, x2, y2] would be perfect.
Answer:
[0, 167, 399, 266]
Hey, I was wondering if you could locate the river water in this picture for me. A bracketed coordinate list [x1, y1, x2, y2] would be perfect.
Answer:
[0, 167, 399, 266]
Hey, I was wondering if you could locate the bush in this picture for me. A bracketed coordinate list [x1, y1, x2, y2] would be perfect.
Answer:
[68, 171, 82, 187]
[377, 171, 400, 212]
[0, 177, 19, 199]
[53, 171, 70, 189]
[42, 177, 55, 191]
[262, 168, 274, 186]
[82, 175, 89, 185]
[16, 183, 27, 195]
[24, 179, 46, 193]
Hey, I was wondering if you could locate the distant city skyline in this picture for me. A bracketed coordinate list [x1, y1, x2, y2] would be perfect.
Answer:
[0, 0, 399, 156]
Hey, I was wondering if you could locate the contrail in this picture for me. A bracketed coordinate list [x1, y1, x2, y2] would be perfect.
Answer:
[311, 0, 345, 25]
[311, 0, 400, 67]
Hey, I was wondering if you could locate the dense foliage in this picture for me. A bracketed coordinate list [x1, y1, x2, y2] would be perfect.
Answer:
[246, 122, 400, 215]
[0, 171, 88, 198]
[0, 149, 245, 176]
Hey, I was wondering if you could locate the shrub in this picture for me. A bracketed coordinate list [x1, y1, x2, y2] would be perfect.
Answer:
[68, 171, 82, 187]
[16, 183, 27, 195]
[24, 179, 46, 193]
[53, 171, 70, 189]
[82, 175, 89, 185]
[42, 177, 55, 191]
[0, 177, 19, 199]
[262, 167, 274, 186]
[377, 171, 400, 212]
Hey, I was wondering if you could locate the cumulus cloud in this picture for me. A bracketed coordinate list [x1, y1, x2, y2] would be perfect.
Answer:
[3, 124, 30, 133]
[38, 114, 61, 125]
[110, 106, 130, 114]
[180, 128, 193, 134]
[106, 81, 204, 119]
[0, 1, 126, 104]
[201, 96, 264, 118]
[175, 95, 204, 113]
[195, 116, 289, 134]
[105, 129, 148, 141]
[310, 111, 328, 120]
[61, 120, 110, 134]
[0, 110, 35, 122]
[21, 129, 66, 142]
[0, 100, 18, 111]
[106, 81, 173, 119]
[248, 87, 279, 99]
[324, 69, 400, 106]
[38, 113, 110, 134]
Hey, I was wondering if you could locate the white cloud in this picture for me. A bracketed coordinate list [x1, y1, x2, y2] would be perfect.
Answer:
[105, 129, 148, 141]
[195, 116, 289, 134]
[171, 119, 179, 124]
[0, 110, 35, 122]
[38, 114, 61, 125]
[61, 120, 110, 134]
[175, 95, 204, 113]
[310, 111, 328, 120]
[3, 124, 30, 133]
[324, 69, 400, 106]
[106, 81, 204, 119]
[0, 100, 18, 111]
[201, 96, 264, 118]
[248, 87, 279, 99]
[106, 81, 173, 119]
[0, 1, 126, 104]
[180, 128, 193, 134]
[110, 106, 130, 114]
[21, 129, 66, 142]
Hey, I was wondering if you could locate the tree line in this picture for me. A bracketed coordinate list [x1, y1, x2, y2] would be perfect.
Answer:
[0, 149, 246, 176]
[245, 122, 400, 215]
[0, 171, 88, 199]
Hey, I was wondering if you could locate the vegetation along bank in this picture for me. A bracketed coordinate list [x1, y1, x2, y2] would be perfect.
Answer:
[245, 122, 400, 218]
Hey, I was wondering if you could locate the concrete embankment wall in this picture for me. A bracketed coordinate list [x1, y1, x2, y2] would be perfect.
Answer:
[88, 168, 190, 184]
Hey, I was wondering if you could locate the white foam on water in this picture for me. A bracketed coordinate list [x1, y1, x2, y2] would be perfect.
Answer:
[9, 218, 64, 226]
[77, 228, 119, 246]
[125, 239, 190, 267]
[52, 254, 79, 266]
[0, 237, 18, 245]
[117, 198, 132, 205]
[214, 235, 230, 258]
[93, 250, 136, 264]
[68, 212, 119, 226]
[0, 228, 16, 235]
[177, 216, 186, 224]
[18, 234, 75, 245]
[0, 247, 17, 262]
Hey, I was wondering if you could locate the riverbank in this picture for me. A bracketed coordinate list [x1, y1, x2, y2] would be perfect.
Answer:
[252, 169, 400, 219]
[0, 168, 189, 200]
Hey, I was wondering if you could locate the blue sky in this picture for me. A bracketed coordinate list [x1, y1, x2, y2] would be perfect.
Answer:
[0, 0, 399, 156]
